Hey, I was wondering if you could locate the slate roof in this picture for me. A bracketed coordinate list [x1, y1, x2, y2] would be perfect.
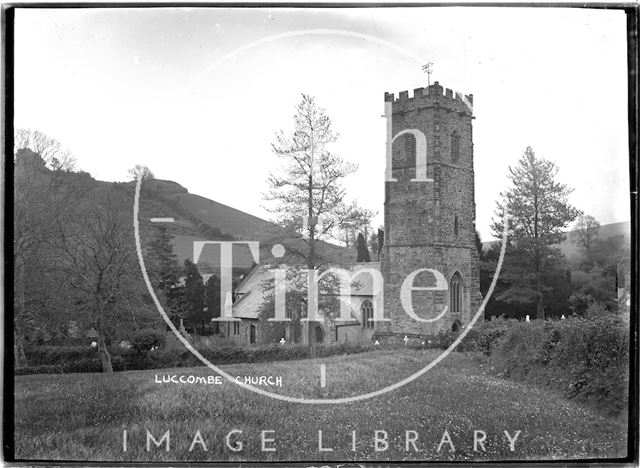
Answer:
[231, 263, 380, 319]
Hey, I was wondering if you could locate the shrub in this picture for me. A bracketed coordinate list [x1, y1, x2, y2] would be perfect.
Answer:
[489, 315, 629, 413]
[131, 328, 164, 354]
[584, 301, 608, 319]
[434, 317, 512, 354]
[18, 341, 377, 375]
[488, 320, 551, 378]
[24, 345, 99, 365]
[429, 315, 629, 414]
[569, 291, 594, 315]
[118, 342, 375, 371]
[15, 364, 65, 376]
[16, 355, 128, 375]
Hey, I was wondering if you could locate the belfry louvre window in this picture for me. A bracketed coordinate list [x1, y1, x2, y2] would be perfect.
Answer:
[450, 273, 462, 313]
[451, 131, 460, 161]
[454, 215, 459, 236]
[404, 133, 416, 160]
[361, 300, 374, 328]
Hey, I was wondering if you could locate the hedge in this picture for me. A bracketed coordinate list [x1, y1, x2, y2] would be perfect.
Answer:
[24, 345, 102, 365]
[434, 316, 512, 354]
[483, 315, 629, 414]
[18, 315, 629, 414]
[17, 342, 374, 375]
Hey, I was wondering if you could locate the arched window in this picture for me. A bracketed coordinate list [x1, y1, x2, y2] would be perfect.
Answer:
[389, 129, 430, 182]
[450, 273, 462, 313]
[315, 325, 324, 344]
[361, 300, 374, 328]
[454, 215, 459, 236]
[451, 131, 460, 162]
[404, 133, 416, 161]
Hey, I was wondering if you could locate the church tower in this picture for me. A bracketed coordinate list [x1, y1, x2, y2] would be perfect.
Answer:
[377, 81, 482, 341]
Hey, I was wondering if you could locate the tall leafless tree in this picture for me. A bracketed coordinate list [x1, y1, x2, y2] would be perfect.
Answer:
[264, 94, 357, 269]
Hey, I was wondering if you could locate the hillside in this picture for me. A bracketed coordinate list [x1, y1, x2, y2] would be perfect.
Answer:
[38, 171, 354, 272]
[134, 178, 354, 271]
[557, 220, 631, 258]
[482, 220, 631, 257]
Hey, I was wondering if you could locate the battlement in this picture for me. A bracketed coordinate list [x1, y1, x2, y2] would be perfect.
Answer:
[384, 81, 473, 115]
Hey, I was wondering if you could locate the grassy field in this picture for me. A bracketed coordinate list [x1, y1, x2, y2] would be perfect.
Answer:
[14, 348, 628, 462]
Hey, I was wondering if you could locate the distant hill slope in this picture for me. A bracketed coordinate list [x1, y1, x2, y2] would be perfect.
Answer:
[557, 220, 631, 258]
[482, 220, 631, 257]
[16, 151, 355, 289]
[129, 178, 354, 270]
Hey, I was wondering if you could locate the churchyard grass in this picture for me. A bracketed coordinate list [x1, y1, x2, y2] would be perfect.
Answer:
[14, 348, 628, 462]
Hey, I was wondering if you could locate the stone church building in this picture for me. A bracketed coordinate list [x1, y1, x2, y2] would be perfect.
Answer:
[200, 81, 482, 347]
[376, 80, 482, 344]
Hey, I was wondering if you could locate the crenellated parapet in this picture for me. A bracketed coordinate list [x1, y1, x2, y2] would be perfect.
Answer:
[380, 79, 481, 339]
[384, 81, 473, 116]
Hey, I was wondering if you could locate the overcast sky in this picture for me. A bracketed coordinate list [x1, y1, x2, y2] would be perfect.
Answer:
[14, 7, 630, 241]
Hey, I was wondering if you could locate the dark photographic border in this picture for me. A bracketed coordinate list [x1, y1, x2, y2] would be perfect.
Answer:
[2, 3, 638, 466]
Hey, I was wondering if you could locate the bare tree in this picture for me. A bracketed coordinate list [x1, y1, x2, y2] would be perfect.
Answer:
[128, 164, 155, 182]
[14, 128, 76, 171]
[572, 214, 600, 251]
[264, 94, 357, 268]
[13, 141, 156, 369]
[13, 148, 84, 365]
[336, 201, 375, 248]
[54, 198, 151, 372]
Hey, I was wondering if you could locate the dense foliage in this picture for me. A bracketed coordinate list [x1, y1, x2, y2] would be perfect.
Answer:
[479, 217, 626, 321]
[131, 328, 165, 354]
[439, 315, 629, 414]
[491, 147, 580, 319]
[488, 315, 629, 413]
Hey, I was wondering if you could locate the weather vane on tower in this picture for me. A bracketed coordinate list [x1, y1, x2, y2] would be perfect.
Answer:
[421, 62, 434, 86]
